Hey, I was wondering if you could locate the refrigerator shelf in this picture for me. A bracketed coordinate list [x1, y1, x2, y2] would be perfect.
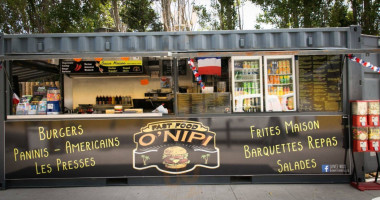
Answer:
[234, 94, 261, 99]
[267, 74, 292, 76]
[268, 83, 292, 86]
[234, 79, 260, 82]
[268, 93, 294, 97]
[235, 68, 260, 70]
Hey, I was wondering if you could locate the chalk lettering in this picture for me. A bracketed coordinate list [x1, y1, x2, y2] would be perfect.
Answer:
[250, 125, 280, 138]
[56, 157, 95, 172]
[244, 142, 303, 158]
[65, 137, 120, 154]
[35, 162, 52, 174]
[277, 158, 317, 173]
[307, 136, 338, 149]
[14, 147, 49, 162]
[285, 120, 320, 134]
[39, 125, 83, 141]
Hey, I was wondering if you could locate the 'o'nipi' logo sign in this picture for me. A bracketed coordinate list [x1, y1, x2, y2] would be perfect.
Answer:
[133, 120, 220, 174]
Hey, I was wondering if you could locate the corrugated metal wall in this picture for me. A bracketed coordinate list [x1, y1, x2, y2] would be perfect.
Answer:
[0, 27, 352, 58]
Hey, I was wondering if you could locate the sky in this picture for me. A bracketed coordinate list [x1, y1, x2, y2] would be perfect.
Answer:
[240, 1, 273, 30]
[153, 0, 273, 31]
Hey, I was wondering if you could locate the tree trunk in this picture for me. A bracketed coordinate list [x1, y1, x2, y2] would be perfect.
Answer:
[351, 0, 358, 24]
[161, 0, 172, 31]
[303, 0, 312, 27]
[112, 0, 122, 32]
[179, 0, 189, 31]
[362, 0, 371, 34]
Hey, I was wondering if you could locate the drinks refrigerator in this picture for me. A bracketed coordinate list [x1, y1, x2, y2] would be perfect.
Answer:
[264, 55, 296, 112]
[231, 56, 263, 112]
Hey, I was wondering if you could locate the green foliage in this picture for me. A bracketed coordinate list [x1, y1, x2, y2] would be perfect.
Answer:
[252, 0, 379, 35]
[120, 0, 162, 32]
[193, 0, 238, 30]
[193, 4, 212, 30]
[328, 0, 352, 27]
[212, 0, 238, 30]
[0, 0, 114, 34]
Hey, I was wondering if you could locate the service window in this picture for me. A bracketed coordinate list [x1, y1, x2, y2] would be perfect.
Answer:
[176, 57, 231, 115]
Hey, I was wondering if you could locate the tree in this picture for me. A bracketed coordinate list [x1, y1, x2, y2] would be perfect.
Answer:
[201, 154, 210, 164]
[161, 0, 173, 31]
[348, 0, 379, 35]
[141, 155, 150, 165]
[193, 0, 238, 30]
[350, 0, 379, 35]
[212, 0, 238, 30]
[193, 4, 212, 30]
[120, 0, 163, 32]
[156, 0, 202, 31]
[252, 0, 379, 35]
[328, 0, 352, 27]
[0, 0, 114, 34]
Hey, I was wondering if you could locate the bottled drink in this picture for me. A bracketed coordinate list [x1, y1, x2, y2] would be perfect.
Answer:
[249, 84, 252, 95]
[268, 86, 272, 95]
[256, 81, 259, 93]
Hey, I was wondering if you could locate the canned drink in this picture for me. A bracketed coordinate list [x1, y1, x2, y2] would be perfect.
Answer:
[249, 82, 253, 94]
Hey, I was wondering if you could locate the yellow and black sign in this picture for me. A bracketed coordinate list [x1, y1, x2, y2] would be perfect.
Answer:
[61, 60, 143, 73]
[4, 116, 348, 179]
[133, 120, 220, 174]
[99, 60, 142, 67]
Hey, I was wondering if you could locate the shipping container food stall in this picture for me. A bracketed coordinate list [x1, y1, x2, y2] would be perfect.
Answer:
[0, 26, 379, 189]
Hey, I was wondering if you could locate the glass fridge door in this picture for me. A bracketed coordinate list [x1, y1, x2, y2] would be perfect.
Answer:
[264, 55, 296, 112]
[231, 56, 263, 112]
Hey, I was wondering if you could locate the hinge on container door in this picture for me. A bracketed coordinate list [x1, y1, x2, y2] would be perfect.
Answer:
[342, 115, 349, 126]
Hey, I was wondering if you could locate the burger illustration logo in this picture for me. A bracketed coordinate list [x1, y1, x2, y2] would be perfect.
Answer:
[162, 146, 190, 169]
[133, 120, 220, 174]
